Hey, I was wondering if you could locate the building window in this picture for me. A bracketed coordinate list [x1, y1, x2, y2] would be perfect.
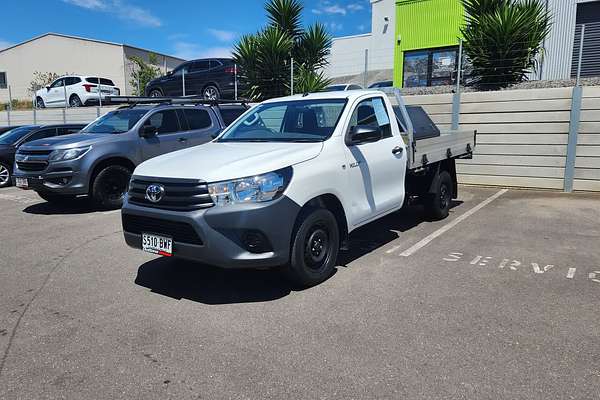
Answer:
[403, 47, 459, 88]
[0, 72, 6, 89]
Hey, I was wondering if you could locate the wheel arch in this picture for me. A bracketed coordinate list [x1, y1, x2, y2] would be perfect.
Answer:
[88, 156, 135, 192]
[298, 193, 349, 246]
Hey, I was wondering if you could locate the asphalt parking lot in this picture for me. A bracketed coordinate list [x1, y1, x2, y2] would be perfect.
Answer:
[0, 185, 599, 399]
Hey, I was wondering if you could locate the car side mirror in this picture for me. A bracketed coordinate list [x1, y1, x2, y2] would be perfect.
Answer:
[140, 125, 158, 138]
[46, 86, 50, 91]
[346, 125, 382, 146]
[210, 131, 219, 139]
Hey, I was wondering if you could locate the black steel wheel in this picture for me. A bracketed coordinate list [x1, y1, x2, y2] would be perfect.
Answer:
[91, 165, 131, 209]
[425, 170, 453, 220]
[285, 208, 339, 287]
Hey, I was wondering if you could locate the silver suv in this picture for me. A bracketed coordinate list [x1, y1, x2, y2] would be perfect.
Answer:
[13, 101, 248, 208]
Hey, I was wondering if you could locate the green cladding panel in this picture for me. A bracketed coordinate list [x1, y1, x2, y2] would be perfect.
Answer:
[394, 0, 464, 86]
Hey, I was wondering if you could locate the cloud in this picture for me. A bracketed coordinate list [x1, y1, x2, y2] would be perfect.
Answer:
[173, 42, 232, 60]
[357, 24, 366, 32]
[206, 28, 237, 43]
[0, 39, 13, 50]
[347, 3, 365, 12]
[325, 22, 344, 32]
[62, 0, 161, 27]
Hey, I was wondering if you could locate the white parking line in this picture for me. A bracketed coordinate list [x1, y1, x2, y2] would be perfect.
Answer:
[386, 189, 508, 257]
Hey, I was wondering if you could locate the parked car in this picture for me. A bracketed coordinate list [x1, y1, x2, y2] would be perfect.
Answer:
[368, 80, 393, 89]
[13, 101, 248, 208]
[0, 124, 86, 188]
[145, 58, 240, 100]
[322, 84, 363, 92]
[35, 76, 120, 108]
[121, 89, 476, 286]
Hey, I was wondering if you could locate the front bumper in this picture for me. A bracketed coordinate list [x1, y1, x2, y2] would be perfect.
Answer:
[12, 159, 89, 195]
[121, 195, 301, 269]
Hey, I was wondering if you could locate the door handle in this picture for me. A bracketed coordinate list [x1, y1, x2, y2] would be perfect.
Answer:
[392, 146, 403, 155]
[177, 137, 188, 143]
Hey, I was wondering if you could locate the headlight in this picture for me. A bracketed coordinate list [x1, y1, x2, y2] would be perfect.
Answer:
[48, 146, 91, 162]
[208, 167, 292, 206]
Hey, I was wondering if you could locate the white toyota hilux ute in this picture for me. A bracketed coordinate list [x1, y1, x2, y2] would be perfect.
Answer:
[122, 89, 476, 286]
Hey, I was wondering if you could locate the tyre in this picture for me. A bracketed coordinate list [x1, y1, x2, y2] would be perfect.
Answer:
[69, 94, 82, 107]
[425, 170, 453, 220]
[0, 162, 11, 188]
[203, 85, 220, 100]
[37, 191, 76, 204]
[36, 97, 45, 109]
[148, 89, 163, 97]
[91, 165, 132, 209]
[284, 208, 340, 287]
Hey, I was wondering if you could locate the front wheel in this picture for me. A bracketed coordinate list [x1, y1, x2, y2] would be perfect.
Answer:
[91, 165, 131, 209]
[425, 170, 453, 220]
[0, 162, 11, 188]
[284, 208, 339, 287]
[148, 89, 163, 97]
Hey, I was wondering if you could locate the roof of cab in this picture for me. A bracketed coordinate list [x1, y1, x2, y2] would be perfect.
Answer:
[262, 89, 385, 104]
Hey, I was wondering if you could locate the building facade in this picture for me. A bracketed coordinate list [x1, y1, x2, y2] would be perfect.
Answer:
[0, 33, 185, 102]
[324, 0, 396, 85]
[391, 0, 600, 88]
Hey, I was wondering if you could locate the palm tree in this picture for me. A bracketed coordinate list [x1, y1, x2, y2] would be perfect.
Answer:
[233, 0, 332, 100]
[461, 0, 552, 90]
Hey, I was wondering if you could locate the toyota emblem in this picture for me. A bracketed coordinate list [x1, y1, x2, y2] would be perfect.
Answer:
[145, 184, 165, 203]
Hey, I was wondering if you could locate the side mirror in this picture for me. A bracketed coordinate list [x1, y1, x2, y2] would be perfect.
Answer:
[46, 86, 50, 91]
[210, 131, 219, 139]
[140, 125, 158, 138]
[346, 125, 382, 146]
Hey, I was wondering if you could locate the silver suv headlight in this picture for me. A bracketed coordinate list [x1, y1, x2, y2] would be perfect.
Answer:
[48, 146, 91, 162]
[208, 167, 292, 206]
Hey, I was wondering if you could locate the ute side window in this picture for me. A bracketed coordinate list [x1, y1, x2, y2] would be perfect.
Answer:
[347, 97, 392, 139]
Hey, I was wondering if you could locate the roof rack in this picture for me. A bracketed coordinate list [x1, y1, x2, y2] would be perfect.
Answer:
[106, 96, 250, 109]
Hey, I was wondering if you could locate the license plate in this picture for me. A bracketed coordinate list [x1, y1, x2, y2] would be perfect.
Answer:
[15, 177, 29, 189]
[142, 233, 173, 257]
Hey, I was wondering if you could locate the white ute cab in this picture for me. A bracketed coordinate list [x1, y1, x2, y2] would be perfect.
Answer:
[121, 89, 476, 286]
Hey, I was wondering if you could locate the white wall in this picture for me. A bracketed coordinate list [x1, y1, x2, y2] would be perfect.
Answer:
[324, 0, 396, 79]
[0, 35, 124, 102]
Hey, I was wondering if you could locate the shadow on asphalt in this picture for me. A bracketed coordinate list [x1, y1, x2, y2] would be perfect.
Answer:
[135, 258, 296, 305]
[134, 201, 463, 304]
[22, 197, 102, 215]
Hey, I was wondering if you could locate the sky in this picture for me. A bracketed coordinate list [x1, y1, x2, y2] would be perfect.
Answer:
[0, 0, 372, 59]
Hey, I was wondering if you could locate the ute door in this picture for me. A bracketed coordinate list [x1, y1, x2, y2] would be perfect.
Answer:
[343, 96, 406, 227]
[139, 110, 183, 160]
[177, 108, 218, 147]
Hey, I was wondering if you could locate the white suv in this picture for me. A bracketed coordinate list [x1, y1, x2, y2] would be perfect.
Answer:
[35, 75, 120, 108]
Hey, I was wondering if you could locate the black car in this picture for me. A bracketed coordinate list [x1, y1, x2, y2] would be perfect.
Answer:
[0, 124, 86, 188]
[368, 80, 394, 89]
[145, 58, 240, 100]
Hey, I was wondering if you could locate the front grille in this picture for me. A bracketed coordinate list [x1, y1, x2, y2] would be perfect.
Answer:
[16, 161, 48, 171]
[18, 149, 52, 156]
[128, 178, 213, 211]
[122, 214, 203, 245]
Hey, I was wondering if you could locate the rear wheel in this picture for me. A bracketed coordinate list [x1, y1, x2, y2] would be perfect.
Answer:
[91, 165, 131, 209]
[69, 94, 82, 107]
[0, 162, 11, 188]
[425, 170, 453, 220]
[284, 208, 339, 287]
[203, 85, 220, 100]
[36, 97, 45, 108]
